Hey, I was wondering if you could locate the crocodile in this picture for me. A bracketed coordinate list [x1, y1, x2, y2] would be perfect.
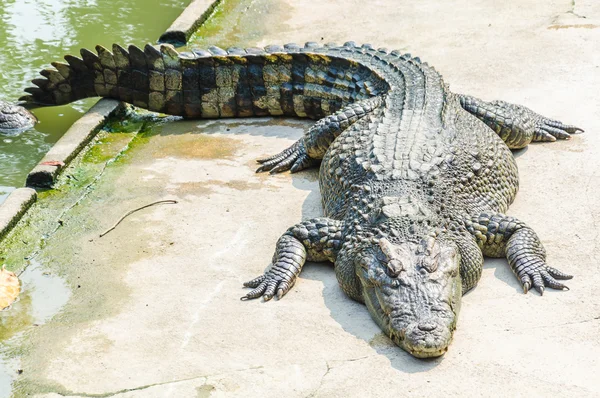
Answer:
[21, 41, 581, 358]
[0, 100, 37, 134]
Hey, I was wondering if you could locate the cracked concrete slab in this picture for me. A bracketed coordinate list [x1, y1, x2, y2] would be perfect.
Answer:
[4, 0, 600, 396]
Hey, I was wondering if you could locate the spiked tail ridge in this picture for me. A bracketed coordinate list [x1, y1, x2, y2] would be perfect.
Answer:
[20, 44, 177, 110]
[20, 42, 393, 119]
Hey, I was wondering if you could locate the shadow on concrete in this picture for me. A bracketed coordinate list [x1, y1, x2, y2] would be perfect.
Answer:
[481, 256, 566, 296]
[512, 146, 528, 159]
[132, 113, 314, 139]
[482, 257, 524, 294]
[300, 262, 445, 373]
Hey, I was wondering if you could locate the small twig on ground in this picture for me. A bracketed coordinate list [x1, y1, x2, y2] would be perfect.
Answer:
[99, 200, 178, 238]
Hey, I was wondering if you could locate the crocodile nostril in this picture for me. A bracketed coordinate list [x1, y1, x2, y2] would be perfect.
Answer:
[418, 322, 437, 332]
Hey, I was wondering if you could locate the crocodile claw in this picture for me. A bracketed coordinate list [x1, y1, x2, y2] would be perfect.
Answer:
[517, 259, 571, 295]
[241, 272, 294, 301]
[522, 280, 531, 294]
[533, 116, 583, 142]
[256, 140, 315, 174]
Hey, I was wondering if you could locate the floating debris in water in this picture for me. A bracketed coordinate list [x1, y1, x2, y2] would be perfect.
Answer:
[0, 267, 20, 310]
[39, 160, 65, 167]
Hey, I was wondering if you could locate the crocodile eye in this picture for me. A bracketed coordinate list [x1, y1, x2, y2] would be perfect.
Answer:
[375, 252, 387, 262]
[385, 259, 403, 278]
[358, 257, 370, 270]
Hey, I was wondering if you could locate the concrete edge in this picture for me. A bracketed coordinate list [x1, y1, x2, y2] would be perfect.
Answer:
[0, 188, 37, 241]
[158, 0, 222, 46]
[25, 99, 124, 189]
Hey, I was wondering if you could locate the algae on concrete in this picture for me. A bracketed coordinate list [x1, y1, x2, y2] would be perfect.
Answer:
[186, 0, 282, 49]
[0, 114, 152, 395]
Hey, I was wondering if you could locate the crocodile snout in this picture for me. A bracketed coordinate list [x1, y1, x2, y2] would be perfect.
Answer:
[401, 320, 452, 358]
[417, 322, 438, 332]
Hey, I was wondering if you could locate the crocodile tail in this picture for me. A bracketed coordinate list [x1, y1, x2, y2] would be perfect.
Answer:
[20, 42, 388, 118]
[20, 44, 177, 109]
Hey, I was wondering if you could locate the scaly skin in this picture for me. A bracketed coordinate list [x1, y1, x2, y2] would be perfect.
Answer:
[0, 100, 36, 134]
[22, 41, 581, 358]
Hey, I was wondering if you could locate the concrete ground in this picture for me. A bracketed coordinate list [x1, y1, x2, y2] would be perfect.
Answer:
[4, 0, 600, 396]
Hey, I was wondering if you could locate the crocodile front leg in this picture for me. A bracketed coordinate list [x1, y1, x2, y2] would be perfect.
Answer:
[458, 94, 582, 149]
[256, 96, 384, 173]
[465, 213, 572, 294]
[241, 218, 344, 300]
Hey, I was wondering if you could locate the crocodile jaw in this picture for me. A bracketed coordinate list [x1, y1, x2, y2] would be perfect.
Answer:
[391, 306, 460, 358]
[358, 239, 463, 358]
[364, 277, 462, 358]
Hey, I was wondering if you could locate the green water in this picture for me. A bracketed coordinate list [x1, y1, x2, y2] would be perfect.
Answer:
[0, 0, 188, 202]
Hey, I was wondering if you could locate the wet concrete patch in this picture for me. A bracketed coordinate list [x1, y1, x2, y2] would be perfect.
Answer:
[148, 133, 241, 160]
[0, 261, 71, 395]
[16, 262, 71, 328]
[0, 261, 70, 339]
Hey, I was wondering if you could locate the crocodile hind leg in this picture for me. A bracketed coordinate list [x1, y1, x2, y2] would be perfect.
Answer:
[241, 218, 344, 301]
[256, 96, 384, 173]
[465, 213, 572, 294]
[458, 94, 583, 149]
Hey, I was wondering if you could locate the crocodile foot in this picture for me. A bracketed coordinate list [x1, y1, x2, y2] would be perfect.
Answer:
[458, 95, 583, 148]
[241, 271, 296, 301]
[256, 140, 316, 174]
[241, 233, 307, 301]
[506, 228, 573, 295]
[517, 262, 573, 295]
[532, 113, 583, 142]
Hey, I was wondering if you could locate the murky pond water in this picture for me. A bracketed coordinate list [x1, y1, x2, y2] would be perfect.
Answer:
[0, 260, 71, 394]
[0, 0, 188, 202]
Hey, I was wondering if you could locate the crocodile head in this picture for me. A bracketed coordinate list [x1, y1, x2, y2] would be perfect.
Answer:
[356, 237, 462, 358]
[0, 100, 37, 135]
